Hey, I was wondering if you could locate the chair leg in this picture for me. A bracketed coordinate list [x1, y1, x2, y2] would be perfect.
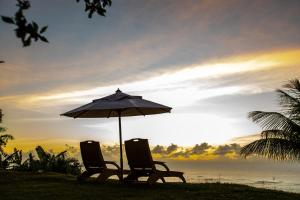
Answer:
[97, 170, 115, 182]
[77, 171, 93, 181]
[147, 174, 160, 184]
[179, 174, 186, 183]
[124, 173, 139, 182]
[160, 177, 166, 183]
[116, 171, 122, 181]
[97, 173, 109, 182]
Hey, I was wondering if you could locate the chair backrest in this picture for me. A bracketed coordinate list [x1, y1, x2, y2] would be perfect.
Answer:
[125, 138, 154, 170]
[80, 140, 106, 171]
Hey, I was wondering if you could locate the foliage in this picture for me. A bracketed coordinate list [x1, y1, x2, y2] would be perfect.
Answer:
[0, 109, 80, 174]
[0, 110, 80, 174]
[1, 0, 112, 47]
[77, 0, 112, 18]
[1, 0, 48, 47]
[0, 109, 19, 169]
[0, 134, 14, 155]
[0, 148, 22, 169]
[241, 79, 300, 161]
[18, 146, 81, 175]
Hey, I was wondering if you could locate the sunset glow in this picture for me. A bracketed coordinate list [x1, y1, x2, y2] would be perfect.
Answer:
[1, 0, 300, 158]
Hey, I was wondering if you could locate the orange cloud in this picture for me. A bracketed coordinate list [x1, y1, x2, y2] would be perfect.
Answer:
[4, 138, 242, 161]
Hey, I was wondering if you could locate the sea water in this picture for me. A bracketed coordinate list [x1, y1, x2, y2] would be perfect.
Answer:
[160, 159, 300, 193]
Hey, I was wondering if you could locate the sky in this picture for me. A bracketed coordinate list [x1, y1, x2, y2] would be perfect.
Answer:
[1, 0, 300, 156]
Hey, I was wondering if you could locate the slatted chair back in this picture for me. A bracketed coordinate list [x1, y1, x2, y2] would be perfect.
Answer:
[125, 138, 154, 170]
[80, 140, 106, 171]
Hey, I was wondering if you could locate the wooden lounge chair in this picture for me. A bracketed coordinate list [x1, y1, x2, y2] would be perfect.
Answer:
[78, 140, 125, 182]
[124, 138, 186, 184]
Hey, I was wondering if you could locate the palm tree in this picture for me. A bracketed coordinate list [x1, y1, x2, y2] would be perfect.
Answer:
[240, 79, 300, 160]
[0, 109, 14, 156]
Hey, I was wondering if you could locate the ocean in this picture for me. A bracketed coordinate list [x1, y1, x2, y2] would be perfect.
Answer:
[157, 159, 300, 193]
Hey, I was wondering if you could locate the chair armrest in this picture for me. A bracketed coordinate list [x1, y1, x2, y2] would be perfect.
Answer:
[104, 161, 120, 170]
[153, 161, 170, 171]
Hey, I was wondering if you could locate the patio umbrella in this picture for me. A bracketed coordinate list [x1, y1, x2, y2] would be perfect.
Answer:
[61, 89, 172, 179]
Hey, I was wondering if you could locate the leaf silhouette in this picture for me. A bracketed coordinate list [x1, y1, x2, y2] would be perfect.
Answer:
[39, 36, 49, 43]
[40, 26, 48, 33]
[3, 0, 111, 47]
[1, 16, 15, 24]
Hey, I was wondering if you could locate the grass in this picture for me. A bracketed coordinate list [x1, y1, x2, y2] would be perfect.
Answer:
[1, 171, 300, 200]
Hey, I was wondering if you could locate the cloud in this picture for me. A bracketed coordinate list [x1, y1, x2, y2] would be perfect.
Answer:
[170, 143, 212, 159]
[213, 143, 241, 156]
[149, 142, 241, 160]
[166, 144, 179, 154]
[191, 143, 211, 154]
[151, 144, 179, 155]
[152, 145, 165, 154]
[3, 48, 300, 112]
[2, 49, 300, 146]
[151, 142, 213, 160]
[2, 135, 250, 161]
[101, 144, 120, 160]
[134, 142, 241, 160]
[2, 0, 300, 97]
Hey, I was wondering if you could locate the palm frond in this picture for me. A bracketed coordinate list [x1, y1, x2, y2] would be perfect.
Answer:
[260, 130, 293, 140]
[248, 111, 300, 134]
[240, 138, 300, 160]
[277, 89, 300, 109]
[35, 146, 50, 162]
[277, 89, 300, 119]
[283, 79, 300, 90]
[283, 79, 300, 99]
[56, 150, 67, 159]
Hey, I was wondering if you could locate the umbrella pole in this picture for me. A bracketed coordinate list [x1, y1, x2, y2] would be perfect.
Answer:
[118, 111, 123, 181]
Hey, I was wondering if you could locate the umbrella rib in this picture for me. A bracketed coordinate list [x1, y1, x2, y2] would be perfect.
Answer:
[107, 110, 113, 118]
[73, 110, 89, 118]
[161, 108, 171, 113]
[135, 107, 145, 116]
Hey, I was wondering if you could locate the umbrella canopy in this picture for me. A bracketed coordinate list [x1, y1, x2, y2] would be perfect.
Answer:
[61, 89, 172, 179]
[62, 89, 171, 118]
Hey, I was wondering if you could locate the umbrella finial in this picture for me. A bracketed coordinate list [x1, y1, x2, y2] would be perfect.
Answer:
[116, 88, 122, 93]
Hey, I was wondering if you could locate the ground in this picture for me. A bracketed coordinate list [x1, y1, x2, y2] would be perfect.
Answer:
[1, 171, 300, 200]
